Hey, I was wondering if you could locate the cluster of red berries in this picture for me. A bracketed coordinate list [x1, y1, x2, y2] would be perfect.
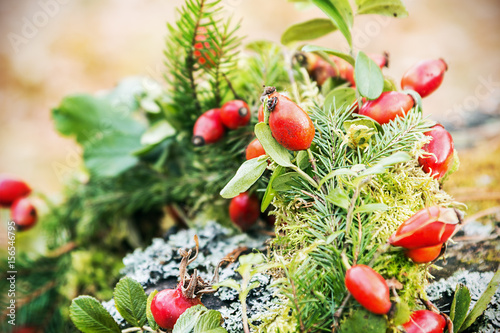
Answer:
[0, 175, 37, 231]
[192, 100, 251, 146]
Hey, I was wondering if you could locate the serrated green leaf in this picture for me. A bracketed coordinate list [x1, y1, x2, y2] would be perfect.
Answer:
[194, 310, 227, 333]
[354, 203, 388, 214]
[459, 268, 500, 332]
[326, 188, 350, 209]
[356, 0, 408, 18]
[355, 51, 384, 100]
[214, 278, 240, 291]
[450, 284, 471, 333]
[172, 304, 207, 333]
[113, 277, 147, 327]
[392, 301, 410, 326]
[261, 166, 285, 212]
[146, 290, 159, 331]
[140, 120, 175, 145]
[311, 0, 352, 47]
[339, 308, 387, 333]
[324, 87, 357, 113]
[272, 172, 302, 191]
[240, 281, 261, 300]
[69, 296, 121, 333]
[254, 123, 293, 167]
[302, 45, 355, 65]
[220, 157, 268, 198]
[281, 18, 337, 45]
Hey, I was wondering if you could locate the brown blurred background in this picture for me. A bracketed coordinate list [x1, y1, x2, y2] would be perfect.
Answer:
[1, 0, 499, 197]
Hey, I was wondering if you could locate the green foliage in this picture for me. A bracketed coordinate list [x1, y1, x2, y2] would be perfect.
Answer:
[338, 308, 387, 333]
[220, 157, 268, 198]
[113, 277, 147, 327]
[451, 284, 471, 333]
[355, 51, 384, 100]
[173, 305, 228, 333]
[355, 0, 408, 18]
[281, 18, 337, 45]
[70, 296, 121, 333]
[312, 0, 352, 47]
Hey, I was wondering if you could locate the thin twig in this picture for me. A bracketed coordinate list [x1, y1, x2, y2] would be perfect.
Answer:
[332, 293, 351, 332]
[345, 177, 371, 236]
[222, 73, 241, 100]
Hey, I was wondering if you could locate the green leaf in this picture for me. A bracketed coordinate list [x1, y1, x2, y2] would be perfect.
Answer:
[113, 277, 147, 327]
[146, 290, 159, 331]
[69, 296, 121, 333]
[255, 123, 293, 168]
[261, 166, 285, 212]
[324, 87, 357, 113]
[172, 304, 207, 333]
[326, 188, 350, 209]
[296, 150, 310, 170]
[353, 203, 388, 214]
[459, 268, 500, 332]
[339, 308, 387, 333]
[281, 18, 337, 45]
[392, 301, 410, 326]
[220, 157, 268, 198]
[356, 0, 408, 18]
[214, 278, 240, 291]
[355, 51, 384, 100]
[332, 0, 354, 27]
[273, 172, 303, 191]
[450, 284, 471, 333]
[194, 310, 228, 333]
[302, 45, 355, 65]
[358, 151, 411, 177]
[240, 281, 261, 300]
[140, 120, 176, 145]
[236, 253, 265, 280]
[311, 0, 352, 47]
[343, 118, 378, 133]
[318, 168, 357, 188]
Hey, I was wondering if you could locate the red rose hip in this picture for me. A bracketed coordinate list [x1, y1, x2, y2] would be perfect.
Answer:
[401, 59, 448, 98]
[192, 108, 225, 146]
[193, 27, 218, 68]
[0, 175, 31, 207]
[418, 124, 454, 180]
[402, 310, 446, 333]
[245, 138, 266, 160]
[229, 192, 260, 231]
[220, 100, 251, 129]
[359, 91, 414, 125]
[11, 197, 37, 231]
[405, 244, 444, 264]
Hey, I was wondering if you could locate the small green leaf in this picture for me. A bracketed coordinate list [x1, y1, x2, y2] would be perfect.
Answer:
[220, 157, 268, 198]
[326, 188, 350, 210]
[261, 166, 285, 212]
[172, 305, 207, 333]
[339, 308, 387, 333]
[318, 168, 357, 188]
[356, 0, 408, 18]
[240, 281, 261, 300]
[358, 151, 411, 177]
[392, 301, 411, 326]
[311, 0, 352, 47]
[355, 51, 384, 100]
[272, 172, 302, 191]
[383, 78, 397, 92]
[354, 203, 388, 214]
[459, 268, 500, 332]
[214, 278, 240, 291]
[332, 0, 354, 27]
[140, 120, 175, 145]
[324, 87, 357, 114]
[194, 310, 228, 333]
[301, 45, 355, 65]
[450, 284, 471, 333]
[113, 277, 147, 327]
[281, 18, 337, 45]
[343, 118, 378, 133]
[69, 296, 121, 333]
[296, 150, 310, 170]
[146, 290, 159, 331]
[255, 123, 293, 168]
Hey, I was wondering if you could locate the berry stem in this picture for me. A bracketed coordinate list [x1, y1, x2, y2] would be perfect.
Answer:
[290, 165, 318, 188]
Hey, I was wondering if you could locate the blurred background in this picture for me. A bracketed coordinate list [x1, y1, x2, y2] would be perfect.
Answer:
[0, 0, 499, 198]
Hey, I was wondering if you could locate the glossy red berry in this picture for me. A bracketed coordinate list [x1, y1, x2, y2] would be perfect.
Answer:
[245, 138, 266, 160]
[418, 124, 454, 180]
[345, 265, 391, 315]
[229, 192, 260, 231]
[11, 197, 37, 231]
[403, 310, 446, 333]
[368, 52, 389, 69]
[192, 109, 225, 146]
[220, 100, 251, 129]
[151, 284, 202, 330]
[401, 59, 448, 98]
[389, 206, 460, 249]
[258, 104, 264, 122]
[359, 91, 414, 125]
[331, 55, 355, 87]
[193, 27, 218, 68]
[264, 87, 315, 151]
[0, 175, 31, 207]
[405, 244, 444, 264]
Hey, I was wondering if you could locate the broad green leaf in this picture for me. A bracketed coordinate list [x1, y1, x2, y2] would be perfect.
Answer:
[460, 268, 500, 332]
[392, 301, 410, 326]
[353, 203, 388, 214]
[339, 308, 387, 333]
[343, 118, 378, 133]
[272, 172, 302, 191]
[356, 0, 408, 18]
[173, 305, 207, 333]
[146, 290, 159, 331]
[332, 0, 354, 27]
[214, 278, 240, 291]
[194, 310, 228, 333]
[318, 168, 357, 188]
[355, 51, 384, 100]
[281, 18, 337, 45]
[140, 120, 175, 145]
[220, 157, 268, 198]
[296, 150, 310, 170]
[113, 277, 147, 327]
[326, 188, 350, 210]
[255, 123, 293, 168]
[69, 296, 121, 333]
[450, 284, 471, 333]
[358, 151, 411, 177]
[302, 45, 355, 65]
[261, 166, 285, 212]
[324, 87, 357, 114]
[312, 0, 352, 47]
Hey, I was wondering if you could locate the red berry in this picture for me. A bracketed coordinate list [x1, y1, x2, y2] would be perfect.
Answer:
[258, 104, 264, 122]
[403, 310, 446, 333]
[192, 109, 225, 146]
[193, 27, 218, 68]
[345, 265, 391, 315]
[0, 175, 31, 207]
[389, 206, 460, 249]
[418, 124, 454, 180]
[151, 284, 202, 330]
[405, 244, 443, 264]
[368, 52, 389, 69]
[359, 91, 414, 125]
[331, 56, 355, 87]
[245, 138, 266, 160]
[229, 192, 260, 231]
[264, 87, 315, 151]
[11, 197, 37, 231]
[401, 59, 448, 98]
[220, 100, 251, 130]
